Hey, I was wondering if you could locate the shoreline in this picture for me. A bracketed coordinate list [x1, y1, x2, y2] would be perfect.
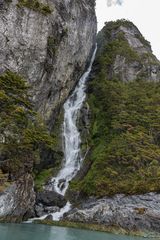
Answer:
[34, 220, 160, 238]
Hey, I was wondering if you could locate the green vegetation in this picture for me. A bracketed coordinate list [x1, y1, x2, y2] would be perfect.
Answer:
[34, 109, 64, 191]
[0, 71, 55, 181]
[70, 21, 160, 197]
[47, 28, 68, 56]
[47, 37, 58, 57]
[17, 0, 52, 15]
[71, 79, 160, 196]
[102, 19, 151, 49]
[0, 169, 11, 192]
[96, 22, 141, 80]
[34, 168, 53, 191]
[99, 32, 140, 66]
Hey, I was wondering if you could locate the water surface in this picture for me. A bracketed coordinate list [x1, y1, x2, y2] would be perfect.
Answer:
[0, 223, 151, 240]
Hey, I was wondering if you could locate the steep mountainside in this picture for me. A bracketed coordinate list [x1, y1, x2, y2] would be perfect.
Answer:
[66, 20, 160, 234]
[0, 0, 97, 126]
[70, 19, 160, 197]
[0, 0, 97, 222]
[96, 20, 160, 82]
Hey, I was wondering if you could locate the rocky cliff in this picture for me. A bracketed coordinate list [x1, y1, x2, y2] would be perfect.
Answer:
[0, 0, 97, 222]
[67, 20, 160, 234]
[96, 20, 160, 82]
[0, 174, 35, 222]
[0, 0, 97, 126]
[65, 193, 160, 235]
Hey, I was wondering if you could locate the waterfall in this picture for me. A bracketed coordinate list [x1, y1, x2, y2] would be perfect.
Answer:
[27, 46, 97, 223]
[49, 45, 97, 220]
[51, 46, 97, 196]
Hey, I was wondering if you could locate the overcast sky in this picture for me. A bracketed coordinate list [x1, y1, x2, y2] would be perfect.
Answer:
[96, 0, 160, 59]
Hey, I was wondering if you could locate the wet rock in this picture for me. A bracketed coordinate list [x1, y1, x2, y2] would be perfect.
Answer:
[45, 214, 53, 221]
[65, 193, 160, 233]
[35, 204, 60, 217]
[23, 208, 36, 220]
[44, 206, 60, 213]
[36, 190, 67, 208]
[35, 204, 45, 217]
[57, 179, 66, 191]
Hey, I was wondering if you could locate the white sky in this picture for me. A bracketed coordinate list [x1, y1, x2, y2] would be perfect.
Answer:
[96, 0, 160, 59]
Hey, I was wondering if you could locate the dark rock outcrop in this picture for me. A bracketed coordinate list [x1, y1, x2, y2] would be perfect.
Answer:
[34, 190, 67, 217]
[36, 190, 67, 208]
[35, 204, 59, 218]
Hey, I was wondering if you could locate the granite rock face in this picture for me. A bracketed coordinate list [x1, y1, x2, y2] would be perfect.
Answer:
[97, 21, 160, 82]
[65, 193, 160, 234]
[0, 174, 35, 222]
[0, 0, 97, 126]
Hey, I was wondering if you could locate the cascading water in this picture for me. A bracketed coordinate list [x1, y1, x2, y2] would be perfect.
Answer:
[49, 45, 97, 221]
[27, 46, 97, 223]
[51, 46, 97, 197]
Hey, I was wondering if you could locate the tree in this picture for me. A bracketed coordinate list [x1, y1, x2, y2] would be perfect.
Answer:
[0, 71, 55, 179]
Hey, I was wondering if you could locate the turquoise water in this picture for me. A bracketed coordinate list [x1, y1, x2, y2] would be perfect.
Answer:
[0, 223, 150, 240]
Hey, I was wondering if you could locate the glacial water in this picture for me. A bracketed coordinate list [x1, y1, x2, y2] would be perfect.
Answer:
[0, 223, 152, 240]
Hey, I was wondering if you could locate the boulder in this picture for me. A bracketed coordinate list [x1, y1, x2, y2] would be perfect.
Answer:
[44, 214, 53, 221]
[36, 190, 67, 208]
[35, 204, 45, 217]
[35, 203, 60, 217]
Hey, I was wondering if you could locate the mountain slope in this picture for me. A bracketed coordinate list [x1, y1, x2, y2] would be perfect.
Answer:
[65, 20, 160, 235]
[70, 20, 160, 197]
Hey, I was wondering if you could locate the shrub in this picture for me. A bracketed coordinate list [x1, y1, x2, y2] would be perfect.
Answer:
[17, 0, 52, 15]
[70, 20, 160, 197]
[0, 71, 55, 179]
